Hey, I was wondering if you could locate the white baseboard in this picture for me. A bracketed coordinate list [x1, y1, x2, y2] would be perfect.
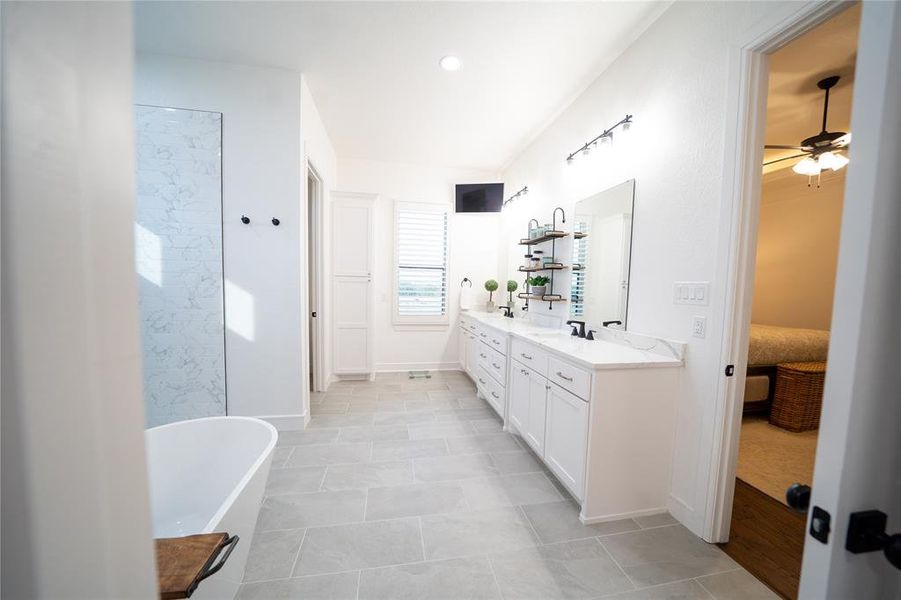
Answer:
[258, 414, 307, 431]
[580, 506, 670, 525]
[375, 361, 461, 372]
[666, 493, 697, 533]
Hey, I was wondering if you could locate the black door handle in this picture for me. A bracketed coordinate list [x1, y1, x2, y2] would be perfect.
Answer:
[846, 510, 901, 570]
[786, 483, 811, 513]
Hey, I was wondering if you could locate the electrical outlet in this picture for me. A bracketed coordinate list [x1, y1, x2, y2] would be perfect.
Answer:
[692, 316, 707, 338]
[674, 281, 710, 306]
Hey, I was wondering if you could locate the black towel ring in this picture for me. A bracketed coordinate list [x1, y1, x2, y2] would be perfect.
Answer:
[461, 278, 472, 288]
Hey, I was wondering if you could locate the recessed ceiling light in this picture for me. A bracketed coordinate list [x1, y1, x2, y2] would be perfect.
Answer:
[439, 55, 461, 72]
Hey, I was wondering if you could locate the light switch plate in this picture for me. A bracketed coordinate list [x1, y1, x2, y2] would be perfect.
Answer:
[674, 281, 710, 306]
[692, 316, 707, 338]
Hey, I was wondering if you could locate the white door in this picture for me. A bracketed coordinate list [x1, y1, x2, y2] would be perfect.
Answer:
[525, 372, 548, 455]
[509, 363, 530, 434]
[332, 192, 375, 376]
[545, 383, 589, 500]
[799, 3, 901, 596]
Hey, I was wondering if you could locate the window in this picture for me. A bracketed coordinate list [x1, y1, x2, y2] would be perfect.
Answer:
[570, 221, 589, 317]
[394, 202, 449, 325]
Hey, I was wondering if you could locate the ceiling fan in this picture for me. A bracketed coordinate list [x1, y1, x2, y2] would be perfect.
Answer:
[764, 75, 851, 186]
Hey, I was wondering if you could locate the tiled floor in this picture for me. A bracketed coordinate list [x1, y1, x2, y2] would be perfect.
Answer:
[238, 371, 777, 600]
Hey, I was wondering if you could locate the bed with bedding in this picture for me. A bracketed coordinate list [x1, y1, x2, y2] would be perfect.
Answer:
[743, 324, 830, 411]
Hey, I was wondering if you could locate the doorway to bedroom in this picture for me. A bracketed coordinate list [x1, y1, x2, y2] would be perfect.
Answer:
[721, 5, 860, 599]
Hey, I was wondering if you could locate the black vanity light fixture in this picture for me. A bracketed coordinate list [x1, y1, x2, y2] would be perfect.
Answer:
[502, 185, 529, 209]
[565, 114, 633, 164]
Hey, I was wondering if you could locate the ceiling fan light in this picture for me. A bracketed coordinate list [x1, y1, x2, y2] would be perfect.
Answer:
[819, 151, 849, 171]
[792, 156, 821, 176]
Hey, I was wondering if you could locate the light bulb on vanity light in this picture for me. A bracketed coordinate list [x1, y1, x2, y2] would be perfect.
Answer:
[817, 151, 849, 171]
[792, 156, 821, 176]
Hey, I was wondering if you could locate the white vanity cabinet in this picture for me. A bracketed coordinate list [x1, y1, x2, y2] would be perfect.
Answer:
[509, 362, 549, 457]
[545, 383, 589, 499]
[459, 316, 509, 419]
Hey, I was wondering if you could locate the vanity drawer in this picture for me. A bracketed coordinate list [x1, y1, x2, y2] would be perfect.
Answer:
[478, 342, 507, 385]
[548, 356, 590, 400]
[476, 365, 505, 417]
[511, 338, 549, 377]
[485, 329, 508, 355]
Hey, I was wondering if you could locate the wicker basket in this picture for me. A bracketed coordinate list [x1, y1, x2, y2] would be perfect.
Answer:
[769, 361, 826, 432]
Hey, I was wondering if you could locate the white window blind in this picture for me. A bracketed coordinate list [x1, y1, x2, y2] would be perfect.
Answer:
[570, 222, 589, 317]
[396, 203, 449, 323]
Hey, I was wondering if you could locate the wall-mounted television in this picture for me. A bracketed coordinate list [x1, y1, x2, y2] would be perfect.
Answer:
[455, 183, 504, 213]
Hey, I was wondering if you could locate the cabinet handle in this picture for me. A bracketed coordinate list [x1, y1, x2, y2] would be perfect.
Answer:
[469, 326, 476, 330]
[556, 371, 573, 382]
[521, 369, 530, 375]
[492, 339, 500, 345]
[492, 363, 501, 369]
[491, 392, 499, 399]
[479, 353, 486, 358]
[480, 333, 487, 338]
[546, 385, 551, 390]
[520, 353, 532, 360]
[478, 378, 486, 384]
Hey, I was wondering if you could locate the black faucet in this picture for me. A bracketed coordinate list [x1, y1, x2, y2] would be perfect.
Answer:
[566, 319, 586, 338]
[500, 305, 514, 318]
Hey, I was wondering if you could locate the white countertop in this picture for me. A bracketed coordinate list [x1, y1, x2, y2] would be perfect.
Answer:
[462, 311, 684, 371]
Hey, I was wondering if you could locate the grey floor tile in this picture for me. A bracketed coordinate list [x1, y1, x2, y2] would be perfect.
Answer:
[421, 507, 538, 560]
[294, 517, 424, 576]
[237, 572, 359, 600]
[242, 529, 305, 582]
[696, 569, 779, 599]
[257, 489, 366, 530]
[408, 421, 476, 440]
[308, 414, 374, 428]
[490, 538, 634, 599]
[489, 450, 545, 474]
[434, 408, 497, 422]
[373, 411, 437, 426]
[265, 466, 327, 496]
[460, 472, 563, 509]
[359, 556, 501, 600]
[446, 433, 522, 455]
[414, 453, 499, 482]
[322, 461, 415, 491]
[366, 481, 467, 520]
[405, 399, 461, 412]
[381, 391, 430, 402]
[338, 425, 409, 443]
[372, 438, 447, 461]
[600, 579, 709, 599]
[276, 428, 340, 446]
[270, 446, 293, 468]
[635, 512, 679, 529]
[284, 442, 371, 467]
[347, 400, 407, 413]
[470, 418, 504, 432]
[311, 402, 349, 415]
[521, 501, 639, 544]
[601, 525, 738, 588]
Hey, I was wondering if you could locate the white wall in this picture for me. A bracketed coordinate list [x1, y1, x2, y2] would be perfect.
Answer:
[338, 158, 500, 371]
[135, 54, 307, 423]
[1, 2, 157, 596]
[751, 169, 844, 330]
[499, 1, 795, 535]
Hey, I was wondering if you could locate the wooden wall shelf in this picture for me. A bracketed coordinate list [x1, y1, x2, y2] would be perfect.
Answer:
[517, 293, 567, 302]
[518, 264, 568, 272]
[519, 231, 568, 245]
[574, 232, 588, 239]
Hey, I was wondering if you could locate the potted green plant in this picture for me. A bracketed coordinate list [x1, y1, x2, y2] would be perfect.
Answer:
[484, 279, 499, 311]
[527, 275, 550, 297]
[507, 280, 519, 308]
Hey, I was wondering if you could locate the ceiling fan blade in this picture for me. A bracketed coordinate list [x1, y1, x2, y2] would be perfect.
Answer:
[763, 153, 808, 166]
[833, 133, 852, 147]
[764, 144, 807, 150]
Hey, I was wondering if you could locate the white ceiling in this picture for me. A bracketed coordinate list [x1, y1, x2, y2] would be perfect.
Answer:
[134, 1, 669, 171]
[763, 3, 860, 174]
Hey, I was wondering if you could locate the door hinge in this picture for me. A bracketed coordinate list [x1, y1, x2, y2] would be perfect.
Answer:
[312, 311, 317, 318]
[725, 364, 735, 377]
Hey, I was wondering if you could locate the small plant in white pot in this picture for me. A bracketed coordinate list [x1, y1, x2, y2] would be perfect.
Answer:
[484, 279, 499, 311]
[507, 280, 518, 308]
[527, 275, 550, 297]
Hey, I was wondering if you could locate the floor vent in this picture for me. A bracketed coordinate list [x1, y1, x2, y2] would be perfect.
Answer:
[408, 370, 432, 379]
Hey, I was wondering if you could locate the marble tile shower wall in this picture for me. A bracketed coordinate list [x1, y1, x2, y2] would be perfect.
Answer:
[134, 105, 226, 427]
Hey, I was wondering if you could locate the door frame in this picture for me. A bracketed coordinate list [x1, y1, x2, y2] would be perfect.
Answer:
[704, 0, 855, 542]
[306, 161, 327, 392]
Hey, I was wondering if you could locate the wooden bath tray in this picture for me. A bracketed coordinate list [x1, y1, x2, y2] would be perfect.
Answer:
[155, 532, 239, 599]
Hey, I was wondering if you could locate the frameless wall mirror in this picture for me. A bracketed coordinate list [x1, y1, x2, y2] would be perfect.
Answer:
[569, 179, 635, 329]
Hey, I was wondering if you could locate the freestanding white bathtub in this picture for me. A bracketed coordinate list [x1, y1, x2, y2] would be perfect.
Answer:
[146, 416, 277, 599]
